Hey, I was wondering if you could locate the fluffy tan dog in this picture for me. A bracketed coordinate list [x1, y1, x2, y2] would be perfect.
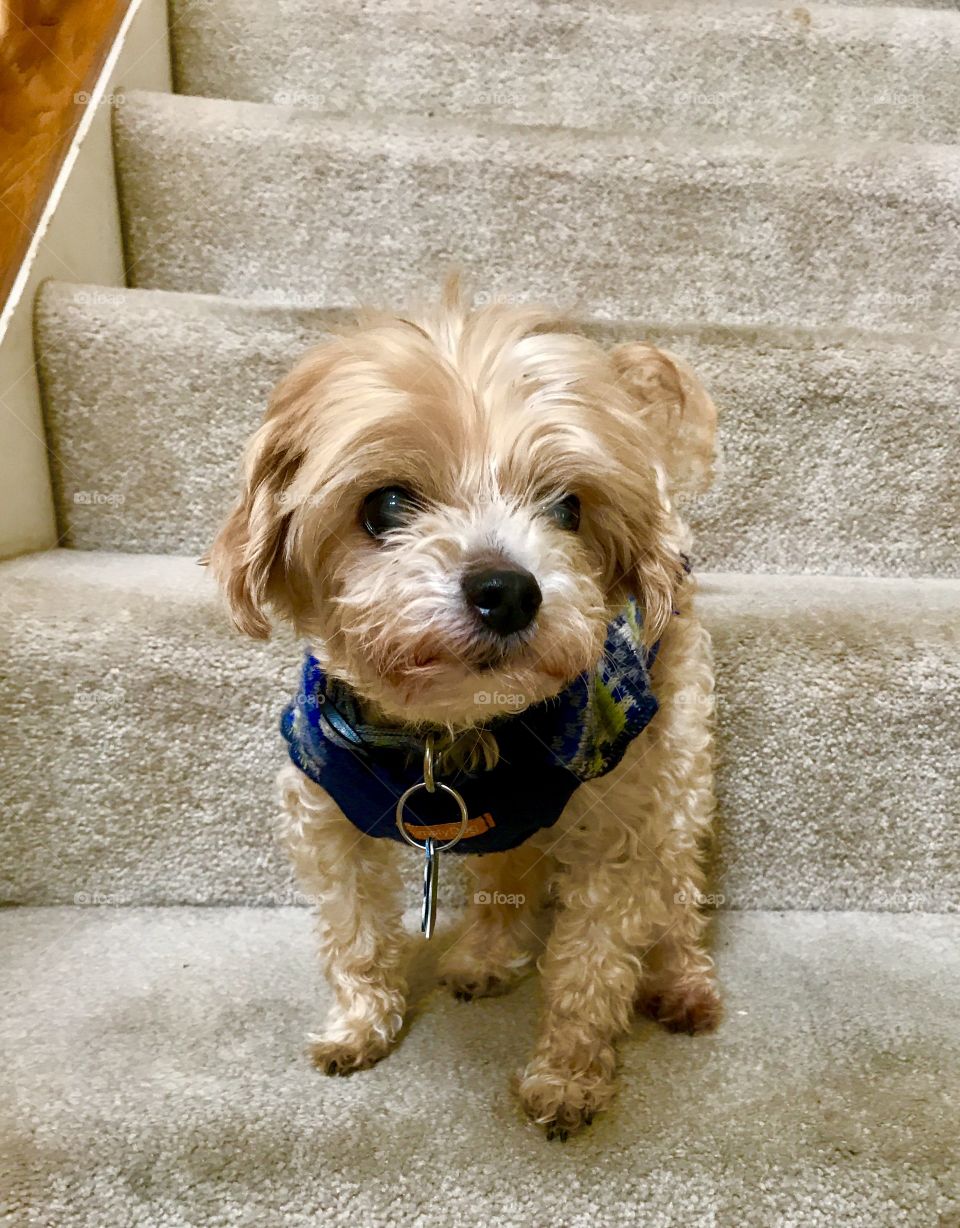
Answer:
[210, 282, 721, 1138]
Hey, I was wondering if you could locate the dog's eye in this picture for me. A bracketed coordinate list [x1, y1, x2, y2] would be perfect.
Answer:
[361, 486, 419, 537]
[546, 493, 581, 532]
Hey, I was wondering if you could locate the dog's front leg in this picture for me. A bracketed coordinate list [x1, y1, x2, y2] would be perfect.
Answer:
[279, 764, 408, 1074]
[516, 850, 647, 1138]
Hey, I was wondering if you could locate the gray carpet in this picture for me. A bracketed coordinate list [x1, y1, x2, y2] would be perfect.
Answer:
[2, 908, 958, 1227]
[1, 551, 957, 912]
[114, 92, 960, 333]
[168, 0, 960, 143]
[4, 0, 960, 1221]
[36, 282, 960, 574]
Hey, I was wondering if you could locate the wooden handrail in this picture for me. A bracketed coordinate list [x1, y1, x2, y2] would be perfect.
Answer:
[0, 0, 129, 307]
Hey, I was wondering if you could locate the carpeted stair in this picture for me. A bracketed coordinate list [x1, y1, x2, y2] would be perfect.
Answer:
[2, 2, 959, 1224]
[4, 908, 959, 1226]
[114, 93, 960, 331]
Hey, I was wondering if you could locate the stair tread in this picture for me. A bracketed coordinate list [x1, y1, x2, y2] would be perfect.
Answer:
[38, 278, 960, 350]
[113, 90, 960, 334]
[37, 280, 960, 574]
[125, 85, 960, 161]
[1, 548, 957, 911]
[169, 0, 960, 144]
[3, 905, 958, 1225]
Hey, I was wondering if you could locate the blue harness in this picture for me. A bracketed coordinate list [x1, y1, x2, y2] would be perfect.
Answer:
[280, 598, 661, 855]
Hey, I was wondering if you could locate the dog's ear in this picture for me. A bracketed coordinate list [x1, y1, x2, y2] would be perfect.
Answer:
[610, 342, 718, 497]
[587, 458, 685, 647]
[608, 497, 686, 648]
[207, 359, 323, 639]
[207, 422, 300, 639]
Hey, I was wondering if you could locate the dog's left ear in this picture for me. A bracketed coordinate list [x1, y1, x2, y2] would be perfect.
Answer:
[610, 342, 718, 497]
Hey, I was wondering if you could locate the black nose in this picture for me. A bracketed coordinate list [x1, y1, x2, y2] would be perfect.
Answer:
[461, 567, 543, 636]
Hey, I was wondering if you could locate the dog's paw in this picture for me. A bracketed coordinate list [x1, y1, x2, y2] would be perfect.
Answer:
[637, 977, 723, 1035]
[438, 951, 526, 1001]
[516, 1054, 616, 1140]
[441, 962, 518, 1002]
[307, 1034, 392, 1075]
[439, 966, 510, 1001]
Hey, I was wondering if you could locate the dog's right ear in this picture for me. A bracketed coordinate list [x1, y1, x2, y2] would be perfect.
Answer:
[207, 352, 328, 639]
[207, 415, 302, 639]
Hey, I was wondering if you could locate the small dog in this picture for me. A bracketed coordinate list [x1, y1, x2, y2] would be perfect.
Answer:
[210, 282, 721, 1137]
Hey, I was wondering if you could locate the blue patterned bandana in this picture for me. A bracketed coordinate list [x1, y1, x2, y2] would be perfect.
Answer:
[280, 598, 660, 855]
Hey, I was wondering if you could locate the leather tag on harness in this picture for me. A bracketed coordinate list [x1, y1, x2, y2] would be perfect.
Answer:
[403, 812, 496, 842]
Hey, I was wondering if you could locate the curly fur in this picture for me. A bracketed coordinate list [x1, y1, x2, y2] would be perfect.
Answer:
[210, 280, 721, 1137]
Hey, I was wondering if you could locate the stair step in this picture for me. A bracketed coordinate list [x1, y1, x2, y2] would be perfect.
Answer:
[37, 281, 960, 575]
[113, 91, 960, 334]
[2, 549, 956, 910]
[3, 905, 958, 1225]
[169, 0, 960, 144]
[37, 284, 346, 554]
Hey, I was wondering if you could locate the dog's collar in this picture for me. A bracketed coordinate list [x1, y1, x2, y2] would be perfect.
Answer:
[280, 595, 668, 854]
[312, 678, 431, 757]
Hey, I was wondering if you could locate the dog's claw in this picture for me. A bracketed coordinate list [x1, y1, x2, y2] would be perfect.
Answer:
[543, 1111, 594, 1140]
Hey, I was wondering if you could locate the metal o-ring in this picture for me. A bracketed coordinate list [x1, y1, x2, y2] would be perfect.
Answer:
[395, 780, 469, 853]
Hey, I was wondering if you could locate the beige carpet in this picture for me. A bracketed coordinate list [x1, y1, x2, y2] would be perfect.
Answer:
[114, 92, 959, 334]
[2, 551, 957, 913]
[3, 908, 959, 1227]
[3, 0, 959, 1222]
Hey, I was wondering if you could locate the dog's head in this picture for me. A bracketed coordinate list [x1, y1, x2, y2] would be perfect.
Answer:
[209, 287, 716, 726]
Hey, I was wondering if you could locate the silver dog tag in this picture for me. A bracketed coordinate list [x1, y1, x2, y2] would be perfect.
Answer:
[394, 735, 470, 939]
[421, 837, 439, 939]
